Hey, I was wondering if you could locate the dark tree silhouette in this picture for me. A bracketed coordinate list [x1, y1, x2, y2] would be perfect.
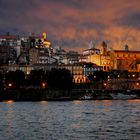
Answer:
[3, 68, 73, 90]
[27, 69, 46, 86]
[5, 71, 15, 87]
[88, 71, 107, 82]
[0, 71, 3, 89]
[47, 68, 73, 90]
[5, 70, 25, 88]
[14, 70, 25, 87]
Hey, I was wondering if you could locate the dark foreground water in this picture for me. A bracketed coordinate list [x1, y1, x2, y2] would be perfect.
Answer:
[0, 100, 140, 140]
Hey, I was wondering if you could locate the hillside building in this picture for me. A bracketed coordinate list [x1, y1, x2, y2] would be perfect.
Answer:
[81, 42, 140, 72]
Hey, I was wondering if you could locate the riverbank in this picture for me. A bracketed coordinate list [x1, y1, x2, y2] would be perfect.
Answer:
[0, 88, 140, 101]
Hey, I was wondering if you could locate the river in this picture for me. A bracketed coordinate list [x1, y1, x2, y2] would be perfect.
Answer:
[0, 100, 140, 140]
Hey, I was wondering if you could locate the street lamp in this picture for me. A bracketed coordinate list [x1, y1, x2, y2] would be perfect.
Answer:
[8, 83, 12, 87]
[8, 83, 13, 88]
[132, 74, 135, 78]
[41, 82, 46, 89]
[136, 82, 139, 86]
[103, 83, 107, 86]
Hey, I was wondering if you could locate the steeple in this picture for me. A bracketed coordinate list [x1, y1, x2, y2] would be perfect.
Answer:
[102, 41, 107, 55]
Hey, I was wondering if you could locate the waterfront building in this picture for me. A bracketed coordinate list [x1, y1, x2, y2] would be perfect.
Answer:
[1, 32, 139, 72]
[81, 42, 140, 72]
[7, 64, 34, 75]
[29, 48, 39, 65]
[6, 62, 102, 84]
[50, 63, 102, 83]
[113, 49, 140, 72]
[65, 51, 80, 64]
[80, 41, 112, 71]
[0, 33, 31, 65]
[0, 34, 19, 64]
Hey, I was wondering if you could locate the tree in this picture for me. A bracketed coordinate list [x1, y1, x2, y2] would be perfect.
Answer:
[14, 70, 25, 87]
[88, 71, 107, 82]
[47, 68, 73, 90]
[5, 70, 25, 88]
[0, 71, 3, 89]
[27, 69, 45, 86]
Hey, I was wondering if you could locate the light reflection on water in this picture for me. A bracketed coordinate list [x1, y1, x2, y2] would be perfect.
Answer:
[0, 100, 140, 140]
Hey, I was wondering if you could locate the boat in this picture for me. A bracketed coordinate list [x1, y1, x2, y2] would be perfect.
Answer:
[110, 93, 137, 100]
[80, 94, 93, 100]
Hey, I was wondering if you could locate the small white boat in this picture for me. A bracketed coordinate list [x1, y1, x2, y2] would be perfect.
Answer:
[110, 93, 136, 100]
[80, 94, 93, 100]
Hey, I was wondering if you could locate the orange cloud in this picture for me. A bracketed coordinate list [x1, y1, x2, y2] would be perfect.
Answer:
[1, 0, 140, 52]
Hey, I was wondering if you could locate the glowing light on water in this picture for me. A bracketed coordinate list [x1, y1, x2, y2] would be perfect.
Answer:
[3, 100, 14, 103]
[40, 100, 48, 104]
[73, 100, 82, 105]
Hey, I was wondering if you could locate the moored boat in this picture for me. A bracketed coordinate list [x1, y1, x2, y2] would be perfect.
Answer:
[110, 93, 137, 100]
[80, 94, 93, 100]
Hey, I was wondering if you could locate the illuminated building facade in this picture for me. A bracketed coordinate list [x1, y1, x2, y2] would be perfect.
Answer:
[49, 63, 102, 83]
[81, 41, 112, 71]
[6, 62, 102, 84]
[113, 50, 140, 72]
[81, 42, 140, 72]
[0, 32, 139, 74]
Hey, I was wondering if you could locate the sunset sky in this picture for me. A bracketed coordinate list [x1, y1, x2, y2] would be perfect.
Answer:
[0, 0, 140, 52]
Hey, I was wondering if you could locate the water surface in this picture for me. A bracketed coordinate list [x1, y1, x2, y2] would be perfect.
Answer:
[0, 100, 140, 140]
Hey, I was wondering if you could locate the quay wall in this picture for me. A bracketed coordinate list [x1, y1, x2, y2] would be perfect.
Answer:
[0, 88, 140, 101]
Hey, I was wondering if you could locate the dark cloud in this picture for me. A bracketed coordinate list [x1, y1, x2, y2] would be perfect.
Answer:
[0, 0, 140, 51]
[118, 12, 140, 29]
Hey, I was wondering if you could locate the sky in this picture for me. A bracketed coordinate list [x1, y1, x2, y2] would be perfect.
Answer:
[0, 0, 140, 52]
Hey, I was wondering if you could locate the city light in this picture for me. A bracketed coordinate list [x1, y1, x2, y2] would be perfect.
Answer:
[8, 83, 12, 87]
[136, 82, 139, 86]
[103, 83, 107, 86]
[26, 71, 30, 75]
[132, 74, 136, 78]
[40, 101, 48, 104]
[41, 82, 46, 89]
[3, 100, 14, 103]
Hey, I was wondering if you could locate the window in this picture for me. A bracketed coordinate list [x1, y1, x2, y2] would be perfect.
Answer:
[107, 67, 109, 71]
